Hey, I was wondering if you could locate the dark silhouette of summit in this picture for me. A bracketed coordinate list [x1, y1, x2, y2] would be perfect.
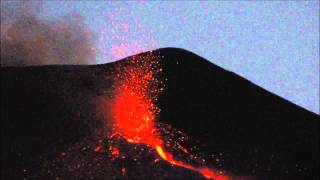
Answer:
[1, 48, 319, 180]
[156, 48, 319, 179]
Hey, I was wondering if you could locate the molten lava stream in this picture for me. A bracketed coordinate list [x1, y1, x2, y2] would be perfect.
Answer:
[111, 56, 228, 180]
[155, 145, 228, 180]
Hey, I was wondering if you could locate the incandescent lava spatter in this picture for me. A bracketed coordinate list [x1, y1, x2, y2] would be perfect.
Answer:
[109, 51, 229, 180]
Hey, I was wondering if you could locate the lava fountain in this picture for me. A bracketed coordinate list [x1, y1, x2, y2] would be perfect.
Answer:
[110, 52, 228, 180]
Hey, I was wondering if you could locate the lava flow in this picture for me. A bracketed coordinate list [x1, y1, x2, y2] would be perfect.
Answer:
[110, 52, 228, 180]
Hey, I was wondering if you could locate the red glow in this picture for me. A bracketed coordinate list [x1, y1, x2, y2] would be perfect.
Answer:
[110, 53, 228, 180]
[112, 56, 161, 146]
[94, 146, 102, 152]
[199, 168, 228, 180]
[109, 146, 120, 156]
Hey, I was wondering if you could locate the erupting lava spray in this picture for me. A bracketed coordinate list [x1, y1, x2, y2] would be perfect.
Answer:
[110, 52, 228, 180]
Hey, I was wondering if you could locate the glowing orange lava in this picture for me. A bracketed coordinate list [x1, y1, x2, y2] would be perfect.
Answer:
[111, 53, 228, 180]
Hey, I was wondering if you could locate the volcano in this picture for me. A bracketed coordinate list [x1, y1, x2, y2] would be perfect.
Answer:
[1, 48, 319, 180]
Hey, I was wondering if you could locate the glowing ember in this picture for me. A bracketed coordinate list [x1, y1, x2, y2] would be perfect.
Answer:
[110, 52, 228, 180]
[94, 146, 102, 152]
[109, 146, 120, 156]
[121, 167, 126, 175]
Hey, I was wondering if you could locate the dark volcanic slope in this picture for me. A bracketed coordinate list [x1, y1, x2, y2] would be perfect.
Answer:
[1, 64, 116, 178]
[1, 48, 319, 180]
[156, 48, 319, 179]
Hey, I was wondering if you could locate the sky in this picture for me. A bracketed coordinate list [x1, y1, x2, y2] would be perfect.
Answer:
[2, 1, 319, 114]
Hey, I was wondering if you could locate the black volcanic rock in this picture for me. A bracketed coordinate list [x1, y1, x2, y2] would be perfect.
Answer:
[1, 48, 319, 180]
[156, 48, 319, 179]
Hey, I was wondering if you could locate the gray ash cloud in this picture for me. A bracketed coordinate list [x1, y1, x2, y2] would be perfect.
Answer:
[1, 2, 96, 66]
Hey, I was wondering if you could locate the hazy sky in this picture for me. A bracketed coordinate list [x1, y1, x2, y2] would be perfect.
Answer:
[2, 1, 319, 114]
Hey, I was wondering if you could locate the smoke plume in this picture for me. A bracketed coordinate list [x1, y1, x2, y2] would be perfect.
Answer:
[1, 2, 96, 66]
